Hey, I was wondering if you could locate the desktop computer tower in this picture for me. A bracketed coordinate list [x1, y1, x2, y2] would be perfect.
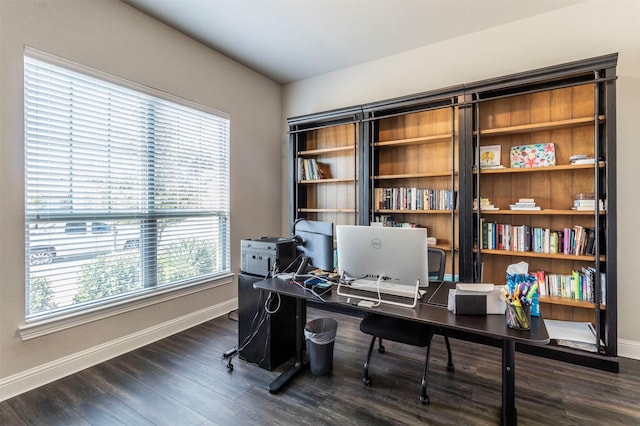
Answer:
[237, 274, 296, 370]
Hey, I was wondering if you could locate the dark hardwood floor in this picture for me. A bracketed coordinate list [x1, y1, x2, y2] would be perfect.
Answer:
[1, 307, 639, 425]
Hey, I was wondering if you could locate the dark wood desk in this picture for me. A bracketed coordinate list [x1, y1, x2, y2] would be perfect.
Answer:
[253, 278, 549, 426]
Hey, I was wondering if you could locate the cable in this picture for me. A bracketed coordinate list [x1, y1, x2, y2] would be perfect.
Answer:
[222, 286, 270, 370]
[338, 273, 382, 307]
[264, 291, 281, 314]
[280, 252, 305, 275]
[290, 274, 334, 302]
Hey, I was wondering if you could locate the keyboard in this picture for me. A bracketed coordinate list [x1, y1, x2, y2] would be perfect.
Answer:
[346, 279, 426, 298]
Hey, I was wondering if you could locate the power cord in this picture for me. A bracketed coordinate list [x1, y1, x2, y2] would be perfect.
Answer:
[221, 289, 279, 371]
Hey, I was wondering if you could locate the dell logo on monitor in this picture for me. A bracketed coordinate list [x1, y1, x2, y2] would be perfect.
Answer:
[371, 238, 382, 249]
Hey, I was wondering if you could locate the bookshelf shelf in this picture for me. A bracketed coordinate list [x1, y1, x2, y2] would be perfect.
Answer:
[475, 248, 605, 261]
[376, 209, 456, 214]
[298, 208, 357, 213]
[299, 177, 356, 184]
[373, 133, 452, 147]
[473, 115, 605, 137]
[473, 163, 605, 175]
[375, 171, 459, 180]
[539, 295, 607, 310]
[474, 209, 605, 215]
[298, 145, 356, 156]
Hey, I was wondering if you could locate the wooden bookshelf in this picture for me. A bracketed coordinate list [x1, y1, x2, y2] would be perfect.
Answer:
[367, 100, 460, 279]
[289, 109, 363, 227]
[468, 56, 618, 364]
[288, 54, 618, 369]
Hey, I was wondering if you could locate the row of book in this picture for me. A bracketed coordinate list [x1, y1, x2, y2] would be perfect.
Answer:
[297, 158, 329, 181]
[479, 220, 603, 256]
[531, 268, 606, 305]
[373, 215, 421, 228]
[374, 187, 457, 211]
[371, 216, 439, 244]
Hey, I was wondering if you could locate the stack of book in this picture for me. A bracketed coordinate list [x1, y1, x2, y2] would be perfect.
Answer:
[569, 154, 597, 165]
[473, 197, 499, 211]
[572, 198, 605, 211]
[509, 197, 541, 211]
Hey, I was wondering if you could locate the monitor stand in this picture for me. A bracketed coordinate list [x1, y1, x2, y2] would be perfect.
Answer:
[336, 275, 421, 308]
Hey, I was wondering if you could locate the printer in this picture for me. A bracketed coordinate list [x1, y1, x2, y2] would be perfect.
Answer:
[240, 237, 297, 277]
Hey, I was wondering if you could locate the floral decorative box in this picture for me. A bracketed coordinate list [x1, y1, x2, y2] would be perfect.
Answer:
[510, 143, 556, 168]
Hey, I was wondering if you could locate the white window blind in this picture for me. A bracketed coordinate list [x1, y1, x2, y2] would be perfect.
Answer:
[24, 53, 230, 319]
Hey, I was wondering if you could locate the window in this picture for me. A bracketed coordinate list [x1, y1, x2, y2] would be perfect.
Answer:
[24, 51, 230, 320]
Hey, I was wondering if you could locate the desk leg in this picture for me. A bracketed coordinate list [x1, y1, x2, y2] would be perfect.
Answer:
[501, 339, 516, 426]
[268, 298, 308, 393]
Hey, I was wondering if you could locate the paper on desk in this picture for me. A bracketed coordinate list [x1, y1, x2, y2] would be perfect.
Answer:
[544, 319, 597, 343]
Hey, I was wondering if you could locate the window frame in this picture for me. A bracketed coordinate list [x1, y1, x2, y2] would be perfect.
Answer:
[21, 47, 232, 333]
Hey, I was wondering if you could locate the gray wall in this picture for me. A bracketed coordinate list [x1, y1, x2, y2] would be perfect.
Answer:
[0, 0, 283, 399]
[283, 0, 640, 358]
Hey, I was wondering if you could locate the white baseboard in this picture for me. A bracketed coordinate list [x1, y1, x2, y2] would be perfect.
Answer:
[618, 339, 640, 361]
[0, 298, 238, 402]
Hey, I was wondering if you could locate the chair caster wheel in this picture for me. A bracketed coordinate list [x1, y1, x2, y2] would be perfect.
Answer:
[363, 377, 371, 386]
[447, 363, 455, 373]
[420, 395, 430, 405]
[378, 346, 386, 354]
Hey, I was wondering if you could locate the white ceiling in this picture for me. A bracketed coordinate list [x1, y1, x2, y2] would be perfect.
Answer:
[123, 0, 584, 84]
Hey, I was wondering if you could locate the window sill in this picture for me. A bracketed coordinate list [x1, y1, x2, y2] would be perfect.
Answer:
[18, 273, 235, 341]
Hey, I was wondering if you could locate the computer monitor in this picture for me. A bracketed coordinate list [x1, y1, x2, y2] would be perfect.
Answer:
[292, 219, 334, 276]
[336, 225, 429, 301]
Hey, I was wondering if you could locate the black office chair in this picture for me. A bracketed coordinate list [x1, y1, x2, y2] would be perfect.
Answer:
[359, 246, 454, 404]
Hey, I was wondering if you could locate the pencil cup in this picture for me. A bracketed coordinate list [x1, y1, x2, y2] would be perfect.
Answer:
[505, 303, 531, 330]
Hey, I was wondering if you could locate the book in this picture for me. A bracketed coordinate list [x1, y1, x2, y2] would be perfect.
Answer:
[509, 205, 541, 210]
[585, 228, 596, 254]
[569, 153, 590, 162]
[572, 206, 604, 211]
[316, 162, 331, 179]
[297, 157, 305, 181]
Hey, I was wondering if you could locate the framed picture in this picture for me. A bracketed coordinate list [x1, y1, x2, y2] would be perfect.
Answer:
[479, 145, 502, 168]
